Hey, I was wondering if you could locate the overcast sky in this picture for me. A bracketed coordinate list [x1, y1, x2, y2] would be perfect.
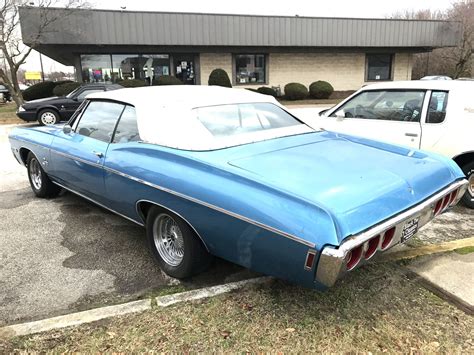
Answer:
[22, 0, 455, 73]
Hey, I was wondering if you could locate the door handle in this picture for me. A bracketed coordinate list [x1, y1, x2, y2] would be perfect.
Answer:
[405, 133, 418, 137]
[93, 151, 104, 158]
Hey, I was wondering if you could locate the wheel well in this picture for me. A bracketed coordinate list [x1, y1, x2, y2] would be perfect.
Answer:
[136, 200, 209, 252]
[453, 152, 474, 170]
[19, 147, 31, 165]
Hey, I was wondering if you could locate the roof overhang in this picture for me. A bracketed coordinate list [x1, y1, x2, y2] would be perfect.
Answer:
[19, 7, 463, 66]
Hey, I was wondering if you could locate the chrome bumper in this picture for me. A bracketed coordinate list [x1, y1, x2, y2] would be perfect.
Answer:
[315, 179, 469, 288]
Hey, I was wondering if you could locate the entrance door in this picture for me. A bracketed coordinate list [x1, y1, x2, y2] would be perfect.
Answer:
[174, 55, 196, 84]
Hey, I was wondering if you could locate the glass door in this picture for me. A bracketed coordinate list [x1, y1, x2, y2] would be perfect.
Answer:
[174, 55, 196, 85]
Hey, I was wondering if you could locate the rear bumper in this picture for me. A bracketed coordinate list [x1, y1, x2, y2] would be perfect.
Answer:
[315, 179, 469, 288]
[16, 110, 36, 121]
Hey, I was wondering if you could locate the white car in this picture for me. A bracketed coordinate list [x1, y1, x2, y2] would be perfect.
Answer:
[291, 80, 474, 208]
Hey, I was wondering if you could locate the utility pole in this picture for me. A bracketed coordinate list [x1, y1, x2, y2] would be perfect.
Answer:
[39, 52, 45, 82]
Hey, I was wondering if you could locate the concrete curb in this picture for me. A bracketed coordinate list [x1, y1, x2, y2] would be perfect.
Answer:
[0, 276, 271, 339]
[380, 237, 474, 262]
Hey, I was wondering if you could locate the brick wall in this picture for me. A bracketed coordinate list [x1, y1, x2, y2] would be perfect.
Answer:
[199, 52, 413, 91]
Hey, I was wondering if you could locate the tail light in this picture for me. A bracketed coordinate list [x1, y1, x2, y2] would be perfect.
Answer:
[364, 235, 380, 260]
[346, 245, 362, 271]
[381, 227, 396, 250]
[434, 199, 444, 216]
[448, 189, 458, 205]
[433, 189, 459, 216]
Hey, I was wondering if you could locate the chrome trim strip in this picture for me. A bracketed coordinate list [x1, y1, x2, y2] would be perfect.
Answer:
[52, 181, 144, 227]
[315, 179, 469, 287]
[53, 149, 103, 168]
[104, 165, 315, 248]
[135, 199, 210, 252]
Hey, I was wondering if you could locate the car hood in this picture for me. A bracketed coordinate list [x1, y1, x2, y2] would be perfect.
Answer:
[227, 131, 462, 240]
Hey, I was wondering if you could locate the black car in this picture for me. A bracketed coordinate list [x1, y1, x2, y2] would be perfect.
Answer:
[17, 83, 123, 125]
[0, 84, 11, 103]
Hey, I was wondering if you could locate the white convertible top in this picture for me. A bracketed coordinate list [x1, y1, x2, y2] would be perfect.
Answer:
[87, 86, 313, 150]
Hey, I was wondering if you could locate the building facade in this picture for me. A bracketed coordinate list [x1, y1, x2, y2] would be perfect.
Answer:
[19, 7, 461, 92]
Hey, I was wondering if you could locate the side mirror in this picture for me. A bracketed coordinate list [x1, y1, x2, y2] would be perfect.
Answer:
[335, 111, 345, 121]
[63, 124, 72, 134]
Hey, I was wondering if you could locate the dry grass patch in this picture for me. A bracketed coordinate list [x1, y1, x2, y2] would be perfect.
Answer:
[0, 103, 21, 124]
[2, 262, 473, 352]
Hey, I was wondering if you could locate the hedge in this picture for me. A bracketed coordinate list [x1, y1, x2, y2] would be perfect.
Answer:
[153, 75, 184, 85]
[53, 82, 81, 96]
[208, 68, 232, 88]
[23, 81, 61, 101]
[309, 81, 334, 99]
[284, 83, 308, 100]
[117, 79, 147, 88]
[257, 86, 278, 97]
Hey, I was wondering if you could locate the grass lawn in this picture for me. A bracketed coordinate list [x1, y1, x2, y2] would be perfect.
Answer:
[0, 102, 22, 124]
[278, 98, 341, 106]
[2, 262, 472, 352]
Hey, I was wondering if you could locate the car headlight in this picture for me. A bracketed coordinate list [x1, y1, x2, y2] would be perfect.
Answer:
[18, 106, 25, 112]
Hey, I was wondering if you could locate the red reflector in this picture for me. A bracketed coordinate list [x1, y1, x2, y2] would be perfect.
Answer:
[305, 251, 316, 270]
[441, 195, 450, 211]
[346, 245, 362, 271]
[448, 189, 458, 205]
[364, 235, 380, 260]
[434, 199, 443, 216]
[381, 227, 396, 250]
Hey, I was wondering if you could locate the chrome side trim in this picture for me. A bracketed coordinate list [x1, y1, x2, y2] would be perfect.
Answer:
[52, 149, 103, 168]
[135, 199, 210, 252]
[106, 166, 315, 247]
[52, 181, 144, 227]
[104, 165, 315, 248]
[315, 179, 469, 288]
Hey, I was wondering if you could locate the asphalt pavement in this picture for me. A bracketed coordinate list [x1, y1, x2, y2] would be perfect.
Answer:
[0, 123, 472, 327]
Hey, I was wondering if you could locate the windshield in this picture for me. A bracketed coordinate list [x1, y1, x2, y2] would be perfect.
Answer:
[66, 87, 82, 98]
[194, 103, 303, 137]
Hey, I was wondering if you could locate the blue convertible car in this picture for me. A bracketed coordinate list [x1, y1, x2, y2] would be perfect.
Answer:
[9, 86, 468, 290]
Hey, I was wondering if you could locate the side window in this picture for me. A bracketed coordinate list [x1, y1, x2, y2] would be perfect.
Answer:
[112, 106, 141, 143]
[331, 90, 426, 122]
[76, 89, 104, 101]
[426, 91, 448, 124]
[75, 101, 125, 143]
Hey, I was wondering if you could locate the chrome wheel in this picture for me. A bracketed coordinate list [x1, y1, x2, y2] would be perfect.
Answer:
[469, 173, 474, 197]
[40, 111, 57, 125]
[153, 214, 185, 266]
[29, 158, 42, 190]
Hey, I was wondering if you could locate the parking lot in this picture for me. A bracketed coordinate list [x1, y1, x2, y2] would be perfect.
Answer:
[0, 123, 472, 328]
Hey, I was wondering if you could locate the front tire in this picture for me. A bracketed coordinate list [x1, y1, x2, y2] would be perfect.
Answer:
[146, 206, 212, 278]
[461, 161, 474, 209]
[37, 109, 59, 126]
[27, 153, 61, 198]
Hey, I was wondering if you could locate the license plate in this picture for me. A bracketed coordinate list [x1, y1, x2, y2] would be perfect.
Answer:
[401, 217, 419, 243]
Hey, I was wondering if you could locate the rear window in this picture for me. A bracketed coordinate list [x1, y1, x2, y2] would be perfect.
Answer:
[194, 103, 302, 137]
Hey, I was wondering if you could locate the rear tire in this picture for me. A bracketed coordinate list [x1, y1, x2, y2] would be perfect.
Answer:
[37, 109, 59, 126]
[146, 206, 212, 278]
[26, 152, 61, 198]
[460, 161, 474, 209]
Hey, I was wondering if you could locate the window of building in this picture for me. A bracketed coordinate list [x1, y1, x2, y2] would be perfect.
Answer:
[366, 54, 393, 81]
[81, 55, 113, 83]
[426, 91, 449, 124]
[113, 106, 141, 143]
[111, 54, 170, 84]
[235, 54, 266, 84]
[75, 101, 125, 142]
[331, 90, 426, 122]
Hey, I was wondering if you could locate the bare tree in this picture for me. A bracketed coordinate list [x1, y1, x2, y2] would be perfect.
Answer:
[390, 0, 473, 79]
[0, 0, 86, 107]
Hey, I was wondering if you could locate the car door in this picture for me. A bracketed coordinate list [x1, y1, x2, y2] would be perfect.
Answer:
[419, 90, 450, 154]
[49, 100, 125, 202]
[61, 87, 106, 120]
[321, 89, 426, 149]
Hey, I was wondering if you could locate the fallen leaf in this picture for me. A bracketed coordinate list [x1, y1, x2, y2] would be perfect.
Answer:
[106, 332, 116, 339]
[286, 328, 296, 333]
[221, 330, 231, 339]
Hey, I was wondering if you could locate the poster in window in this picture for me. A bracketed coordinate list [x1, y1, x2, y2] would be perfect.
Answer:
[163, 66, 169, 75]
